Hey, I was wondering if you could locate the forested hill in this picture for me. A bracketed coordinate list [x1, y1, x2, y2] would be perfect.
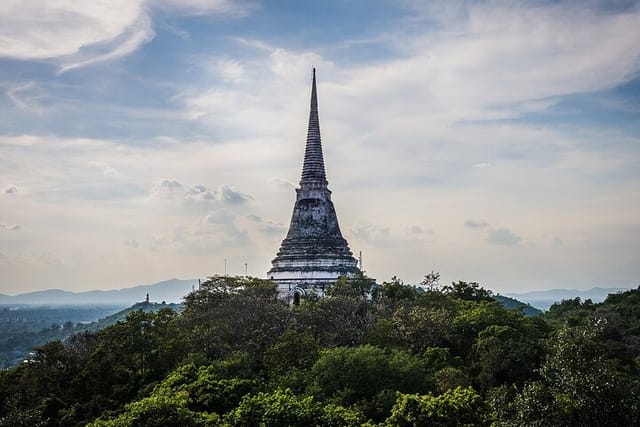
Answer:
[0, 302, 181, 369]
[1, 276, 639, 426]
[492, 294, 542, 316]
[82, 301, 183, 331]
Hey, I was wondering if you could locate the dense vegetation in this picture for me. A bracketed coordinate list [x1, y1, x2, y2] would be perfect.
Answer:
[1, 275, 639, 426]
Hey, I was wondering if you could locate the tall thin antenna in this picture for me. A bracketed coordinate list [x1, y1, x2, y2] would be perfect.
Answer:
[244, 262, 248, 277]
[359, 251, 363, 271]
[224, 258, 227, 276]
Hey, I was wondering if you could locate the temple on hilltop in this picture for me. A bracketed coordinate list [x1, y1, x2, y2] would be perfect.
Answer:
[268, 69, 361, 303]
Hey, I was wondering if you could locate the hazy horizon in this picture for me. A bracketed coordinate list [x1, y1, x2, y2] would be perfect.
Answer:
[1, 1, 639, 295]
[0, 276, 634, 298]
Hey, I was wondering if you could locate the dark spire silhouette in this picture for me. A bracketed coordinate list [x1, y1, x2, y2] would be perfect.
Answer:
[300, 68, 328, 189]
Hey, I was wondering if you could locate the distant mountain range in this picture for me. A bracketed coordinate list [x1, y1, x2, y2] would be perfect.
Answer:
[503, 287, 633, 311]
[1, 279, 633, 311]
[0, 278, 199, 306]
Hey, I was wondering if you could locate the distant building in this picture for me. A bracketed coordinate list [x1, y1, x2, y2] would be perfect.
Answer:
[268, 69, 361, 303]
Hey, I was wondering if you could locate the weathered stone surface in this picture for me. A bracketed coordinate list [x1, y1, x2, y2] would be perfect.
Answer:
[268, 69, 359, 299]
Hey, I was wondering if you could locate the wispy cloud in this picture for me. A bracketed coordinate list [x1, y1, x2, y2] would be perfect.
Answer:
[150, 180, 252, 205]
[0, 0, 253, 73]
[0, 223, 21, 231]
[352, 222, 391, 243]
[465, 220, 488, 229]
[156, 0, 256, 16]
[6, 82, 46, 114]
[332, 1, 640, 129]
[486, 228, 522, 246]
[58, 14, 154, 73]
[220, 185, 252, 204]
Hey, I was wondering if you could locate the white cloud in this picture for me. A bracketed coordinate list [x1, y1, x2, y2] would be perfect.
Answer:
[0, 0, 252, 72]
[246, 214, 261, 222]
[351, 222, 391, 243]
[486, 228, 522, 246]
[270, 178, 295, 189]
[405, 225, 436, 242]
[0, 223, 21, 231]
[151, 179, 187, 199]
[0, 1, 144, 59]
[154, 0, 255, 16]
[150, 180, 251, 205]
[151, 180, 219, 204]
[88, 161, 121, 178]
[258, 221, 286, 236]
[220, 185, 252, 204]
[203, 209, 235, 225]
[177, 43, 335, 139]
[326, 1, 640, 131]
[408, 225, 433, 235]
[58, 14, 154, 73]
[211, 58, 248, 83]
[6, 82, 46, 114]
[465, 220, 489, 229]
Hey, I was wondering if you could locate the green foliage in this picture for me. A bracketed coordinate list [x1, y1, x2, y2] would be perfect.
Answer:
[386, 386, 489, 426]
[180, 276, 290, 360]
[545, 297, 595, 327]
[365, 318, 397, 348]
[432, 367, 470, 394]
[379, 277, 419, 301]
[264, 330, 320, 392]
[508, 319, 640, 426]
[223, 388, 362, 427]
[3, 276, 640, 426]
[326, 273, 376, 298]
[293, 295, 374, 347]
[308, 345, 430, 421]
[422, 347, 460, 372]
[264, 330, 319, 376]
[154, 362, 260, 415]
[310, 345, 429, 403]
[443, 281, 493, 302]
[392, 306, 452, 352]
[88, 391, 217, 427]
[420, 271, 441, 291]
[0, 396, 46, 427]
[471, 324, 542, 391]
[450, 299, 537, 358]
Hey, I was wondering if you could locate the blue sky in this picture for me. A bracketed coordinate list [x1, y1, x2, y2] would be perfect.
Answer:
[1, 0, 639, 294]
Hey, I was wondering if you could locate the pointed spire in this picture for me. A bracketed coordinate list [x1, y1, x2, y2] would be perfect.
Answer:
[300, 68, 328, 188]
